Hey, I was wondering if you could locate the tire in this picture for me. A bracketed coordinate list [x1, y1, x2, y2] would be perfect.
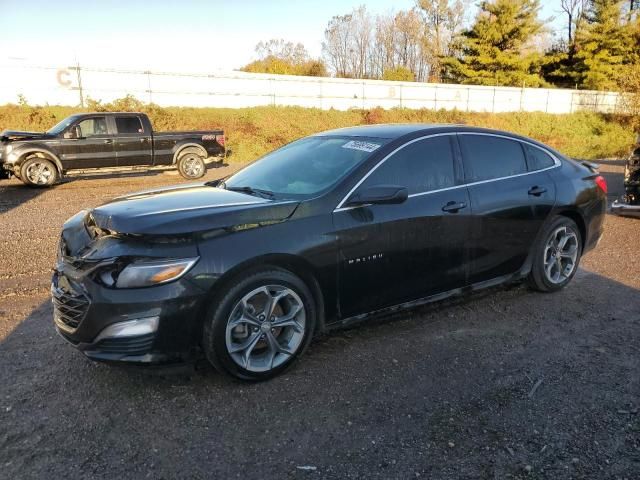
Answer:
[177, 149, 206, 180]
[203, 268, 317, 381]
[527, 216, 582, 292]
[20, 157, 58, 187]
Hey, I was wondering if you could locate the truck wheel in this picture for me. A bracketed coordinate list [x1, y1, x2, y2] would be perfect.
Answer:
[177, 150, 206, 180]
[20, 158, 58, 187]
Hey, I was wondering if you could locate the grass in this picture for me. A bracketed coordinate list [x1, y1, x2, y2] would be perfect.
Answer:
[0, 97, 635, 162]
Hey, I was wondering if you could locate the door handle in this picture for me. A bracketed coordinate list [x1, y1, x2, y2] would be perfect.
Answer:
[528, 186, 547, 196]
[442, 201, 467, 213]
[103, 139, 113, 144]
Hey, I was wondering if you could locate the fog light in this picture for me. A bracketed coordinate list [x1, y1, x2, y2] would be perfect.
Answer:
[94, 316, 159, 343]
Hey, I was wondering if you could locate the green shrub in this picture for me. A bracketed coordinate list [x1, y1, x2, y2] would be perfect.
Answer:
[0, 99, 634, 163]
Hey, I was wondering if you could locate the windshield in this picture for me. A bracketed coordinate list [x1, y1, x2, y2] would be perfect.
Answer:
[223, 136, 389, 199]
[47, 115, 81, 135]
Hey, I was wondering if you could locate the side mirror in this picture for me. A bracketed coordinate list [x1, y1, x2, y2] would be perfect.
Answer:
[346, 184, 408, 207]
[63, 126, 81, 139]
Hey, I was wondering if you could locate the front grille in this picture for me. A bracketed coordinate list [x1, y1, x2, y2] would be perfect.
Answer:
[52, 285, 90, 330]
[93, 333, 155, 356]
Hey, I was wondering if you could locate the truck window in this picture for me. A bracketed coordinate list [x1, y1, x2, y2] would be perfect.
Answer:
[115, 116, 144, 134]
[77, 117, 108, 137]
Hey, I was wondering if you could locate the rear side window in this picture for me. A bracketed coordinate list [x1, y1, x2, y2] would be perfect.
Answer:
[361, 136, 456, 194]
[524, 144, 556, 171]
[115, 116, 143, 134]
[459, 135, 527, 182]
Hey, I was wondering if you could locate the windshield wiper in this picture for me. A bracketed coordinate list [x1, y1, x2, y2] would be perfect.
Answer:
[225, 186, 275, 199]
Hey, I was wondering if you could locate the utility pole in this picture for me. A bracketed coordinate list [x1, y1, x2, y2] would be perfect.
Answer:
[72, 61, 84, 108]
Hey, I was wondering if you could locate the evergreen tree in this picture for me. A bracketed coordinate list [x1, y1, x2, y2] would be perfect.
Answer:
[442, 0, 547, 87]
[573, 0, 636, 90]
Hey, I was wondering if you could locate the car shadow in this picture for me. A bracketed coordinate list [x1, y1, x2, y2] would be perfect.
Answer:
[0, 179, 49, 215]
[1, 269, 639, 478]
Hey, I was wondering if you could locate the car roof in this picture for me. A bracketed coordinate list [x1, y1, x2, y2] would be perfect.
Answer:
[315, 123, 532, 142]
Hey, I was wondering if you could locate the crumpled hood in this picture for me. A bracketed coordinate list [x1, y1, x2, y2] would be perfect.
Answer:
[1, 130, 52, 141]
[89, 183, 300, 235]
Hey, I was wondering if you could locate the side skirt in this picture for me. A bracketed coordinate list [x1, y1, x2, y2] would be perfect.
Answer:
[329, 269, 529, 331]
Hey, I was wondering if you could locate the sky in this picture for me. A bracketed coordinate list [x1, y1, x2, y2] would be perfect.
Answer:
[0, 0, 563, 73]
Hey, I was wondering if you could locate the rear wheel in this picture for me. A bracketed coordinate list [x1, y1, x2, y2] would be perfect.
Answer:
[203, 268, 316, 381]
[177, 150, 206, 179]
[528, 216, 582, 292]
[20, 157, 58, 187]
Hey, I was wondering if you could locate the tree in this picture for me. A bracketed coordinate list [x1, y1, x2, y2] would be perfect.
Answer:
[322, 6, 374, 78]
[442, 0, 547, 86]
[572, 0, 636, 90]
[241, 39, 327, 77]
[417, 0, 467, 82]
[560, 0, 588, 43]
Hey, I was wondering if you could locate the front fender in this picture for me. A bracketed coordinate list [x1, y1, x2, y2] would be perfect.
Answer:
[8, 144, 63, 173]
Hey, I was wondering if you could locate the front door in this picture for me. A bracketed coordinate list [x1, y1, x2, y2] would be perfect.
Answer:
[334, 135, 471, 318]
[112, 115, 153, 167]
[458, 133, 557, 284]
[58, 116, 115, 170]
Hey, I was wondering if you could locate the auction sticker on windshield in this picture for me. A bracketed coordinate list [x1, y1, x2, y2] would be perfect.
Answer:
[342, 140, 381, 153]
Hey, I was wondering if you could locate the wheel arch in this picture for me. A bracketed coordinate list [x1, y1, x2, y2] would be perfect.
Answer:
[205, 253, 327, 335]
[555, 209, 587, 252]
[15, 148, 63, 174]
[172, 143, 207, 164]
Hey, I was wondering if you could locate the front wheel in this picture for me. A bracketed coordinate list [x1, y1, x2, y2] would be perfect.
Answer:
[177, 150, 206, 179]
[203, 268, 317, 381]
[527, 216, 582, 292]
[20, 158, 58, 187]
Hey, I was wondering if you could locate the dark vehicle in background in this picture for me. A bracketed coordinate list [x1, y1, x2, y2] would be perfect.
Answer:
[611, 137, 640, 218]
[52, 124, 607, 380]
[0, 112, 225, 187]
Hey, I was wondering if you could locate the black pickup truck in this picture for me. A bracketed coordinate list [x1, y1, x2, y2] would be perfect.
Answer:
[0, 112, 225, 187]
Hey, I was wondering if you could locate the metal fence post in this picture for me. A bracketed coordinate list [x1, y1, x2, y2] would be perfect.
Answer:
[145, 71, 152, 104]
[492, 87, 496, 113]
[434, 84, 438, 110]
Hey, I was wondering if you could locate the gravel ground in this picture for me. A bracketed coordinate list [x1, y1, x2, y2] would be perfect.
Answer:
[0, 161, 638, 479]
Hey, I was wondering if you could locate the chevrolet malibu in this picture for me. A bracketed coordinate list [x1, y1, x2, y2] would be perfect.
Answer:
[52, 125, 607, 380]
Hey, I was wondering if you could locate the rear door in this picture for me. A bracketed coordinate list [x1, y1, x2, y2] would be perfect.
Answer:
[458, 134, 557, 284]
[334, 134, 472, 318]
[112, 115, 152, 167]
[58, 116, 115, 170]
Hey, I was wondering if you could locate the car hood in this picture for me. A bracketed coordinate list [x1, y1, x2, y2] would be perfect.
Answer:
[88, 183, 300, 235]
[1, 130, 52, 141]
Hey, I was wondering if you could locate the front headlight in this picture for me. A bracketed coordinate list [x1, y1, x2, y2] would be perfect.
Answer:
[5, 145, 12, 155]
[106, 258, 199, 289]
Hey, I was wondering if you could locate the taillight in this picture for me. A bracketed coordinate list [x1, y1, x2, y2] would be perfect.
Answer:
[595, 175, 607, 194]
[215, 134, 225, 146]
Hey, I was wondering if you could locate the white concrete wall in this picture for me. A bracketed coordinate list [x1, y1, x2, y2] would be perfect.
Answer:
[0, 60, 621, 114]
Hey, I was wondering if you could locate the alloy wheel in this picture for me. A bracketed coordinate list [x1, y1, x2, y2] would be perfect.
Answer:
[225, 285, 306, 372]
[26, 161, 54, 185]
[181, 155, 204, 178]
[543, 226, 579, 284]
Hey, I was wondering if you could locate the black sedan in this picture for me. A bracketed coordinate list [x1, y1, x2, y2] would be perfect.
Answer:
[52, 124, 607, 380]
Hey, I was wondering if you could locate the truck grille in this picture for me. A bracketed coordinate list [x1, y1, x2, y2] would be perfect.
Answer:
[52, 283, 90, 331]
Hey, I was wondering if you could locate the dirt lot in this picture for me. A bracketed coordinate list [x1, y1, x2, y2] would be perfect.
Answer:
[0, 161, 638, 479]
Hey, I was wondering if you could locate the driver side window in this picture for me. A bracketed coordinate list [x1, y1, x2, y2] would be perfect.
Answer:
[76, 117, 108, 137]
[361, 136, 456, 195]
